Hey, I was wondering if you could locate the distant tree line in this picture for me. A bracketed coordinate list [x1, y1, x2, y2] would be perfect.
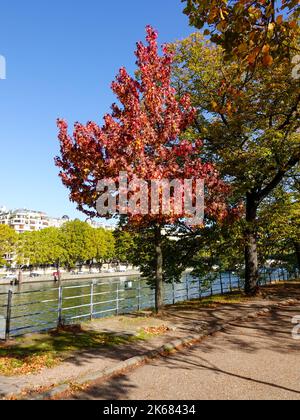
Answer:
[0, 205, 298, 282]
[0, 220, 131, 271]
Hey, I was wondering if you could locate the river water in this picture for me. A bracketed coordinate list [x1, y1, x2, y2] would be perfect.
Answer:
[0, 268, 289, 338]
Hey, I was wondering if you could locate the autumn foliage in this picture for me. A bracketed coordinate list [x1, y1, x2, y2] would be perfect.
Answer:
[183, 0, 300, 69]
[56, 26, 230, 227]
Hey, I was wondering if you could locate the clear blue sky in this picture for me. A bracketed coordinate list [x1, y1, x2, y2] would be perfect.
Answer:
[0, 0, 194, 220]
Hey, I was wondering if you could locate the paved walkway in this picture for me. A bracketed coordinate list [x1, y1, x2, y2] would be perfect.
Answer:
[70, 300, 300, 400]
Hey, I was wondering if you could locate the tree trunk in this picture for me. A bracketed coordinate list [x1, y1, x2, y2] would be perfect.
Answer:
[294, 242, 300, 273]
[245, 194, 259, 296]
[18, 269, 23, 285]
[56, 260, 61, 284]
[154, 226, 164, 314]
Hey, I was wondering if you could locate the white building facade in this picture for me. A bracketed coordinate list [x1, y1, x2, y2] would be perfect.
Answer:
[0, 208, 66, 234]
[0, 208, 114, 234]
[86, 218, 115, 231]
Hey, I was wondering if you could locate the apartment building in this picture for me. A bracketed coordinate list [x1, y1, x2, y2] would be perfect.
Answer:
[0, 207, 66, 234]
[86, 218, 115, 231]
[0, 207, 114, 234]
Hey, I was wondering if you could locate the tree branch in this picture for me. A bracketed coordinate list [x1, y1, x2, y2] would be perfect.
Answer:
[257, 153, 300, 203]
[277, 94, 300, 131]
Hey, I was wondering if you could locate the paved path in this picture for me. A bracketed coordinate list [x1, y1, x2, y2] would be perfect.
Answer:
[71, 303, 300, 400]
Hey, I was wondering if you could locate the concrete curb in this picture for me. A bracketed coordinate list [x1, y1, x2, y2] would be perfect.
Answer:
[16, 297, 300, 400]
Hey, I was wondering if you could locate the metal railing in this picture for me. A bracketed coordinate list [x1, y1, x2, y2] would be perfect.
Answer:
[0, 267, 298, 340]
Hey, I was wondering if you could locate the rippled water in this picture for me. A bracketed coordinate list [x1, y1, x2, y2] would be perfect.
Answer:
[0, 269, 289, 338]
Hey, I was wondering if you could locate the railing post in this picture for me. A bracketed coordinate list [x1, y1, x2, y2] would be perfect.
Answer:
[237, 275, 241, 290]
[116, 283, 119, 315]
[229, 272, 232, 292]
[172, 280, 176, 305]
[137, 280, 141, 311]
[90, 282, 94, 320]
[186, 275, 189, 301]
[199, 279, 202, 299]
[220, 273, 224, 295]
[58, 286, 63, 327]
[5, 289, 13, 341]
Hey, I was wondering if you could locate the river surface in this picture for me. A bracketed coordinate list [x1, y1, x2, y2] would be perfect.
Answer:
[0, 268, 289, 338]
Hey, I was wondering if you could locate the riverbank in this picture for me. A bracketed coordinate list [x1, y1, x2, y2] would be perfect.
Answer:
[1, 282, 299, 400]
[0, 270, 141, 286]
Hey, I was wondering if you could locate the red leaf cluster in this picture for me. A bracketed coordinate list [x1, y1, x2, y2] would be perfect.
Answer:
[56, 26, 231, 226]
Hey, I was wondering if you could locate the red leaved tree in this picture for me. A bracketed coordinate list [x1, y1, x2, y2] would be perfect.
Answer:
[56, 26, 230, 312]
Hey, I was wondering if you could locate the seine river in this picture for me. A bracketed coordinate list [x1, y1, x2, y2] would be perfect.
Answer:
[0, 269, 287, 338]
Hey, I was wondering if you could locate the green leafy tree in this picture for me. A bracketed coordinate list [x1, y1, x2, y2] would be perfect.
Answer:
[91, 228, 115, 270]
[0, 225, 17, 265]
[17, 228, 65, 270]
[17, 231, 39, 267]
[172, 32, 300, 294]
[114, 230, 136, 264]
[39, 228, 66, 270]
[16, 222, 116, 272]
[258, 186, 300, 271]
[103, 230, 116, 262]
[60, 220, 96, 270]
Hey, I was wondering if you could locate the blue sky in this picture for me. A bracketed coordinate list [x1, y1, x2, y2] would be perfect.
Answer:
[0, 0, 194, 220]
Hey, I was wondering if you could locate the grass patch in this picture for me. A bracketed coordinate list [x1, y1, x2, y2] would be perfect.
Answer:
[0, 352, 57, 377]
[116, 315, 153, 325]
[172, 292, 248, 309]
[0, 324, 164, 377]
